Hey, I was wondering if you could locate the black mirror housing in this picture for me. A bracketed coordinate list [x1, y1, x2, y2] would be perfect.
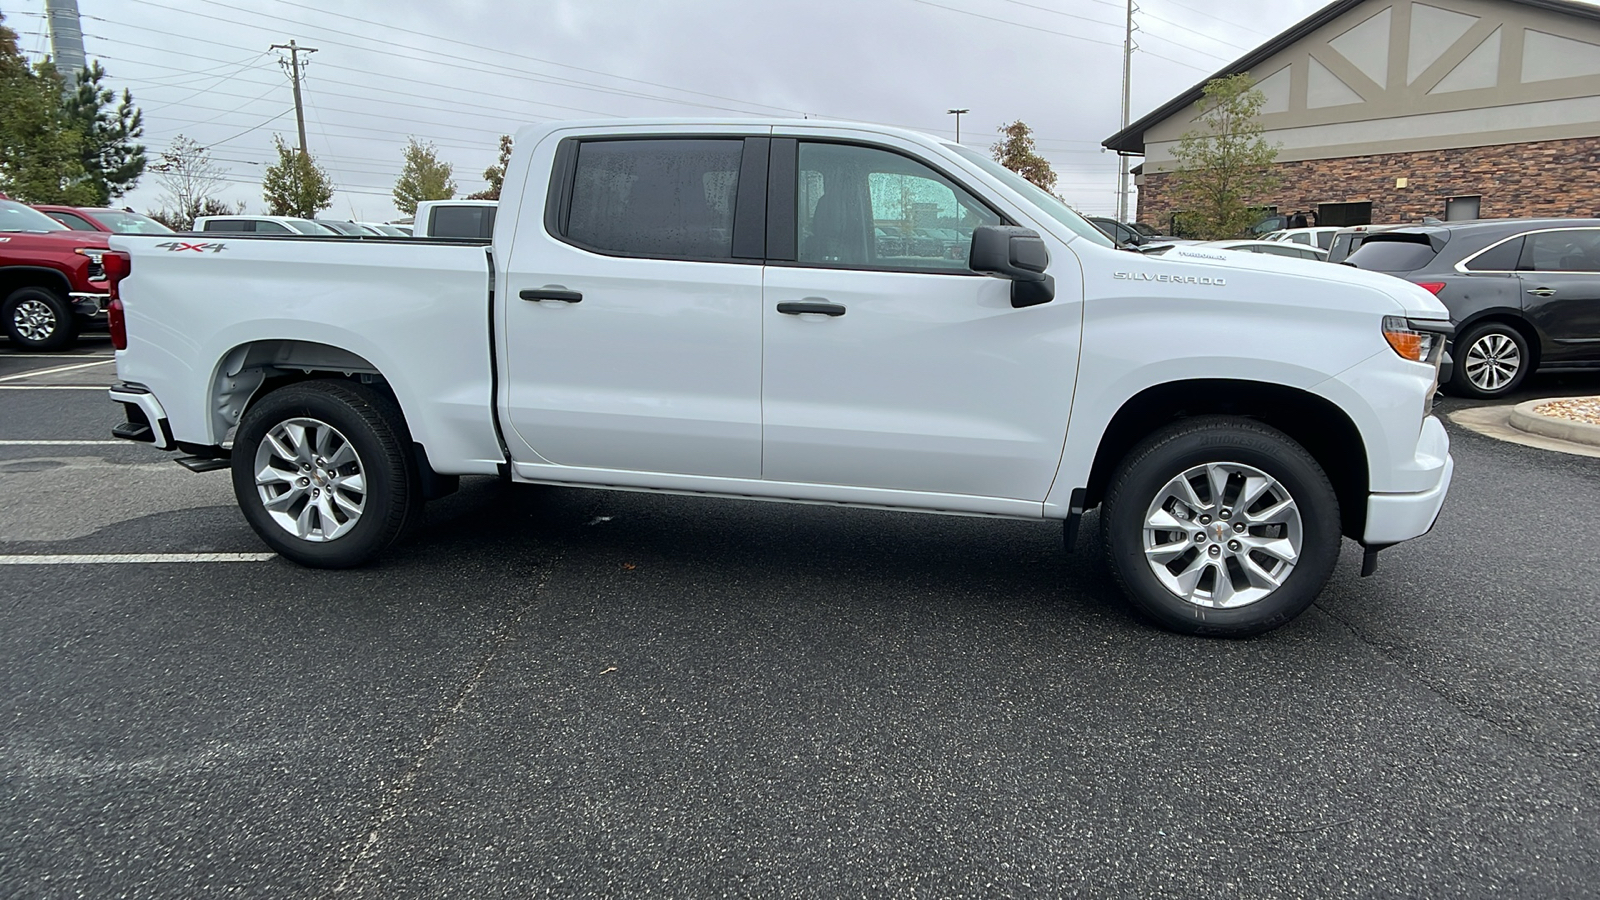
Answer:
[969, 225, 1055, 308]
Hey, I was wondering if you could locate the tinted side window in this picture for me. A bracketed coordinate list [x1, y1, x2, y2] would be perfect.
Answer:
[255, 221, 293, 234]
[797, 142, 1000, 271]
[1522, 229, 1600, 272]
[204, 219, 253, 232]
[52, 212, 98, 231]
[1463, 236, 1524, 271]
[565, 139, 741, 259]
[431, 206, 496, 240]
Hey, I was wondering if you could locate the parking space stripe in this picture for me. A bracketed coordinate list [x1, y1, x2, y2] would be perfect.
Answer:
[0, 353, 115, 359]
[0, 553, 276, 565]
[0, 440, 126, 445]
[0, 385, 108, 391]
[0, 359, 115, 383]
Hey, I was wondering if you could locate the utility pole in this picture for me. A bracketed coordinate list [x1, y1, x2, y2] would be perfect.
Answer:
[270, 39, 318, 156]
[1116, 0, 1137, 223]
[947, 108, 969, 144]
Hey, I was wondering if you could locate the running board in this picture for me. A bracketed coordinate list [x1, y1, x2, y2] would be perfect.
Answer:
[175, 456, 231, 473]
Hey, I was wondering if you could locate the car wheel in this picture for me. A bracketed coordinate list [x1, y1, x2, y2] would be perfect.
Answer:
[1101, 417, 1341, 637]
[1451, 322, 1529, 399]
[3, 287, 77, 351]
[232, 380, 418, 568]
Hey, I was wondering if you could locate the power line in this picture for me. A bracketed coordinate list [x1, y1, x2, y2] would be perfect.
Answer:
[902, 0, 1212, 72]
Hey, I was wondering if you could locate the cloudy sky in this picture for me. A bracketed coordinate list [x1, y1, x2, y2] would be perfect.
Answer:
[6, 0, 1349, 221]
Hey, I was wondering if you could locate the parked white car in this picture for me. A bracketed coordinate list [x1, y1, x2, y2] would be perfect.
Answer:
[192, 215, 337, 236]
[411, 200, 496, 239]
[102, 118, 1454, 636]
[1263, 227, 1341, 251]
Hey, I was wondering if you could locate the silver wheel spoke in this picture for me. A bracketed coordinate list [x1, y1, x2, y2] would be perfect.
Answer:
[1243, 535, 1299, 566]
[1171, 554, 1208, 599]
[1245, 497, 1295, 525]
[254, 416, 367, 543]
[1242, 556, 1283, 591]
[1207, 563, 1237, 607]
[1145, 537, 1192, 565]
[1205, 464, 1230, 509]
[327, 440, 358, 468]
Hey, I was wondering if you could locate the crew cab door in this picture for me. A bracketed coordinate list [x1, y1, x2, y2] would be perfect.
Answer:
[499, 133, 768, 477]
[759, 138, 1081, 501]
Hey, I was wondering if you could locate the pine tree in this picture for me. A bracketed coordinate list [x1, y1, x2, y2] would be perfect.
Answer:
[392, 138, 456, 215]
[62, 61, 146, 204]
[467, 135, 512, 201]
[0, 15, 94, 204]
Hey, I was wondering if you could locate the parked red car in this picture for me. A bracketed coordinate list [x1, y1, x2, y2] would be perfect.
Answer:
[1, 199, 114, 350]
[34, 204, 174, 235]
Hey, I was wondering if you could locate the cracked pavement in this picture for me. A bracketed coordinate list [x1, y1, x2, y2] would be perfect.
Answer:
[3, 342, 1599, 898]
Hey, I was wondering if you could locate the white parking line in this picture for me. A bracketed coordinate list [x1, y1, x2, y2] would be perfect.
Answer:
[0, 353, 115, 359]
[0, 359, 115, 382]
[0, 440, 125, 446]
[0, 385, 108, 391]
[0, 553, 276, 565]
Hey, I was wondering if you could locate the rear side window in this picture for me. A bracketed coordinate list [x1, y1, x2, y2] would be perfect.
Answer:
[203, 219, 253, 232]
[1522, 229, 1600, 272]
[256, 221, 294, 234]
[1345, 235, 1439, 272]
[50, 212, 98, 231]
[429, 206, 496, 240]
[1463, 236, 1524, 272]
[565, 139, 742, 259]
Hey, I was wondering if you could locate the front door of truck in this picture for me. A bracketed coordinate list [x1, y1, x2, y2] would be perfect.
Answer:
[500, 134, 768, 478]
[760, 139, 1081, 501]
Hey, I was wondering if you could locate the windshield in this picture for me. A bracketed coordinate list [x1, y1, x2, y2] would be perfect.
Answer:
[947, 145, 1115, 248]
[289, 219, 335, 235]
[316, 220, 365, 235]
[91, 210, 173, 234]
[0, 200, 70, 233]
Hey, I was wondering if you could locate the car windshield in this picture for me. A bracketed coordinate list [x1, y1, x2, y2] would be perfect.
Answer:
[288, 219, 335, 235]
[315, 220, 366, 236]
[0, 200, 70, 233]
[91, 210, 173, 234]
[947, 145, 1115, 248]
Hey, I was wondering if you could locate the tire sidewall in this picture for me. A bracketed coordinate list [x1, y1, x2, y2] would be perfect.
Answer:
[1450, 322, 1529, 399]
[231, 382, 413, 568]
[1104, 422, 1341, 636]
[4, 287, 76, 351]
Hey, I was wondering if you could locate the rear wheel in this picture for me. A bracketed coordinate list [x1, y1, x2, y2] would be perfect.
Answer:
[232, 380, 418, 568]
[1451, 321, 1529, 399]
[3, 287, 77, 350]
[1101, 417, 1341, 637]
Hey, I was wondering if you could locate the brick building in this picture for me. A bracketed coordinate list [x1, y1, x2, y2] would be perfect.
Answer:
[1105, 0, 1600, 231]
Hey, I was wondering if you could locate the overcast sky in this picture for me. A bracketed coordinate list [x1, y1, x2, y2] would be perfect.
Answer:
[5, 0, 1371, 220]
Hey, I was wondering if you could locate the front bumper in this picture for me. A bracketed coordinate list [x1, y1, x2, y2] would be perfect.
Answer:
[109, 382, 174, 451]
[1363, 453, 1454, 545]
[70, 291, 111, 319]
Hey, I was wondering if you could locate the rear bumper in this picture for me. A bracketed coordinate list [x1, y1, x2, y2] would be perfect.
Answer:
[1363, 453, 1454, 545]
[108, 382, 174, 451]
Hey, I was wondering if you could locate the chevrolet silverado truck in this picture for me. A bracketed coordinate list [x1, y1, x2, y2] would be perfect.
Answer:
[1, 198, 113, 349]
[103, 119, 1455, 636]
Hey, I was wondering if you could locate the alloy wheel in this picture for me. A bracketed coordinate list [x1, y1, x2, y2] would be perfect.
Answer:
[12, 298, 57, 342]
[253, 417, 367, 541]
[1465, 332, 1521, 393]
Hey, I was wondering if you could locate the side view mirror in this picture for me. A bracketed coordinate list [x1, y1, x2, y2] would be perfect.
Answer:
[969, 225, 1056, 308]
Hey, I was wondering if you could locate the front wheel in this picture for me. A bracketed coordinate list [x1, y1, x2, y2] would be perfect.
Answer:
[4, 287, 77, 350]
[1101, 417, 1341, 637]
[232, 380, 418, 568]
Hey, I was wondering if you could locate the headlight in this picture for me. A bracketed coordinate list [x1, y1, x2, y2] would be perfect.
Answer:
[1382, 316, 1441, 363]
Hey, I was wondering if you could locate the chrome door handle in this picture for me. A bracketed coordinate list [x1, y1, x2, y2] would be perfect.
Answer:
[1526, 287, 1557, 297]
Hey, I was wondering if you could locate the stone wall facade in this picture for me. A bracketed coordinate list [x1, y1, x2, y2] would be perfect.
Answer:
[1134, 136, 1600, 233]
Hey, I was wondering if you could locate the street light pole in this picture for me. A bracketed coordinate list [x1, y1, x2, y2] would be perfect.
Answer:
[947, 108, 969, 144]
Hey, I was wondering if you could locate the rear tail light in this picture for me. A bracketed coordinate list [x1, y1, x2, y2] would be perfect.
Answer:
[103, 251, 132, 350]
[1415, 281, 1447, 295]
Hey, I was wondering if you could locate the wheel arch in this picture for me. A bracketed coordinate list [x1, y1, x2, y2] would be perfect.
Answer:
[1453, 311, 1542, 369]
[0, 266, 73, 302]
[1082, 379, 1371, 541]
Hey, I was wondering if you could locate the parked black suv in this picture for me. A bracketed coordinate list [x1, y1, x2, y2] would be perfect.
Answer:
[1344, 218, 1600, 398]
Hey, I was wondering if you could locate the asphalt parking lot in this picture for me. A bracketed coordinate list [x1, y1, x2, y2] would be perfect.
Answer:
[3, 337, 1599, 898]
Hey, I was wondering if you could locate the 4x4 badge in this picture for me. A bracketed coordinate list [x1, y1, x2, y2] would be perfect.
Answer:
[154, 241, 227, 253]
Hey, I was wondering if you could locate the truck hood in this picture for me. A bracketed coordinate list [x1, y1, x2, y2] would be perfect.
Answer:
[1154, 244, 1451, 321]
[0, 230, 113, 251]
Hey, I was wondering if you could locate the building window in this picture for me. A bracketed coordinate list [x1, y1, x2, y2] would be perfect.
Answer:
[1445, 196, 1481, 221]
[1316, 202, 1372, 227]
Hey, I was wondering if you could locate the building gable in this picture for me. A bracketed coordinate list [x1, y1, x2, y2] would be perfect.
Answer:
[1114, 0, 1600, 172]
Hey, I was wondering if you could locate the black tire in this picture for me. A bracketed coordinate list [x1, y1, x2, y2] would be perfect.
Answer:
[1449, 321, 1530, 399]
[1100, 417, 1341, 637]
[231, 380, 418, 568]
[3, 286, 77, 351]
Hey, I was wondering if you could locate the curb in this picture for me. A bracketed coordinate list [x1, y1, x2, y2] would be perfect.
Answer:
[1507, 399, 1600, 448]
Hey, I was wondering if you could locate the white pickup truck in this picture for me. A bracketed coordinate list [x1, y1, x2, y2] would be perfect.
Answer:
[102, 119, 1454, 636]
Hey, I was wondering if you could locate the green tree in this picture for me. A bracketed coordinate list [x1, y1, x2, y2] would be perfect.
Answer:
[990, 120, 1057, 193]
[1166, 74, 1281, 240]
[62, 60, 146, 204]
[262, 135, 333, 218]
[392, 137, 456, 214]
[0, 15, 94, 204]
[466, 134, 512, 200]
